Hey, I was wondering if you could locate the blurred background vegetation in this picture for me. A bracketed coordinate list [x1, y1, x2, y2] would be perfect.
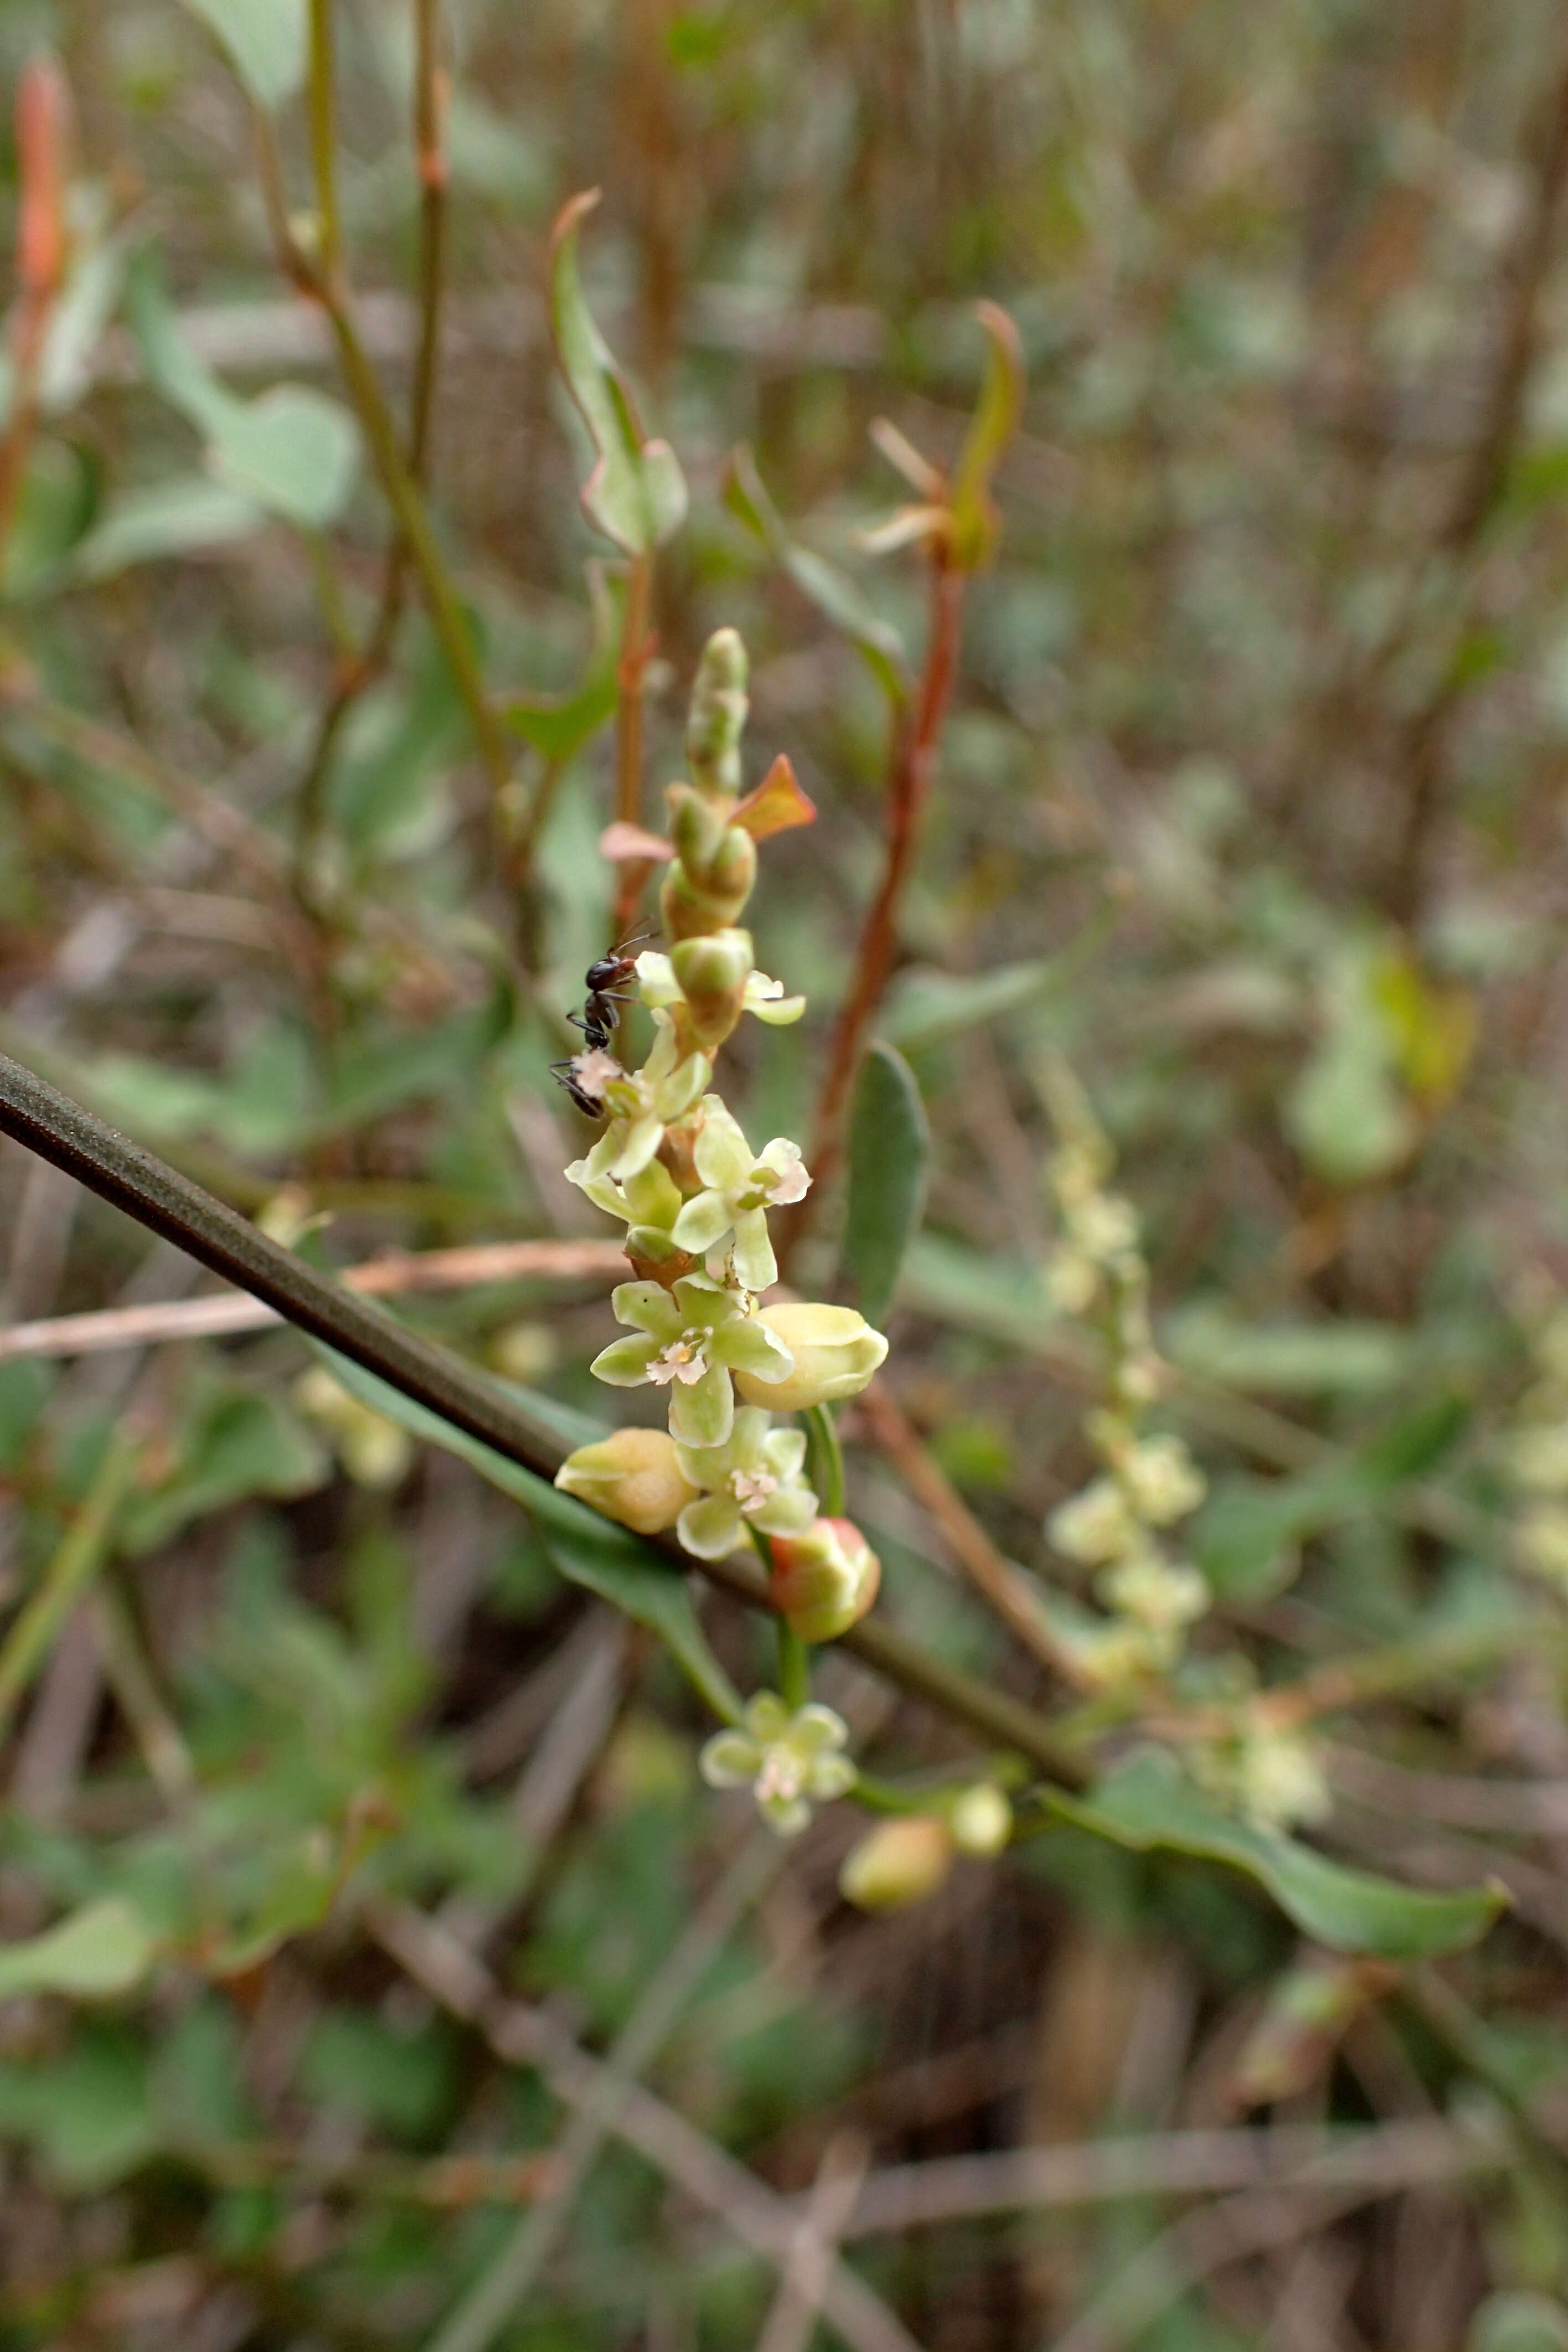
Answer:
[6, 1, 1568, 2346]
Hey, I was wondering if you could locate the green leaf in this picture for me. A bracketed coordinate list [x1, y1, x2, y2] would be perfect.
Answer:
[1469, 2295, 1568, 2352]
[947, 301, 1025, 570]
[843, 1041, 930, 1327]
[205, 385, 362, 531]
[1164, 1304, 1412, 1395]
[882, 958, 1067, 1054]
[0, 1899, 158, 2004]
[725, 443, 909, 702]
[312, 1347, 745, 1726]
[504, 563, 627, 760]
[128, 255, 360, 530]
[1041, 1752, 1506, 1960]
[176, 0, 307, 106]
[69, 475, 264, 581]
[548, 190, 687, 555]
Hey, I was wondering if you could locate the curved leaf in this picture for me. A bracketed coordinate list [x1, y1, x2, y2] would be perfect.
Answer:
[1041, 1751, 1506, 1961]
[725, 445, 909, 702]
[0, 1899, 158, 2004]
[948, 301, 1024, 570]
[548, 190, 687, 555]
[843, 1041, 930, 1328]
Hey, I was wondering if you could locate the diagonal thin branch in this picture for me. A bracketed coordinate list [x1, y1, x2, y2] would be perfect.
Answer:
[370, 1899, 924, 2352]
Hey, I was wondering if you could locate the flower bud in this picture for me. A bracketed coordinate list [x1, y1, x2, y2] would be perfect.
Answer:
[839, 1816, 953, 1912]
[670, 929, 755, 1047]
[735, 1303, 888, 1411]
[554, 1427, 700, 1536]
[295, 1367, 413, 1489]
[948, 1782, 1012, 1856]
[770, 1515, 880, 1642]
[661, 829, 757, 938]
[685, 626, 748, 800]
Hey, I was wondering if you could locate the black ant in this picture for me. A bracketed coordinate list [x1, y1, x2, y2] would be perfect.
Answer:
[550, 931, 654, 1116]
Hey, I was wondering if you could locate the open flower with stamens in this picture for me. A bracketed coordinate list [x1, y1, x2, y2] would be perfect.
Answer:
[636, 950, 805, 1029]
[672, 1405, 817, 1558]
[590, 1273, 794, 1447]
[667, 1098, 810, 1291]
[569, 1009, 710, 1184]
[699, 1694, 855, 1835]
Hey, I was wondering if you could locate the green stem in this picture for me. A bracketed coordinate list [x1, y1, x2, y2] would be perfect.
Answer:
[0, 1433, 140, 1742]
[803, 1402, 845, 1517]
[307, 0, 342, 275]
[777, 1621, 811, 1710]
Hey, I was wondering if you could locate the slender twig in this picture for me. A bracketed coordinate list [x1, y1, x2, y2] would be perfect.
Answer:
[0, 56, 68, 559]
[422, 1832, 783, 2352]
[372, 1899, 923, 2352]
[307, 0, 343, 276]
[857, 1381, 1092, 1689]
[1385, 36, 1568, 925]
[0, 1237, 627, 1361]
[801, 551, 964, 1201]
[783, 2117, 1500, 2241]
[293, 0, 452, 911]
[755, 2131, 870, 2352]
[0, 1049, 1087, 1782]
[250, 109, 513, 814]
[0, 1431, 141, 1744]
[611, 550, 655, 936]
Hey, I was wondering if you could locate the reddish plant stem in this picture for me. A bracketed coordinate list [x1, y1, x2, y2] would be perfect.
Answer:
[611, 550, 656, 938]
[0, 56, 69, 561]
[802, 551, 964, 1201]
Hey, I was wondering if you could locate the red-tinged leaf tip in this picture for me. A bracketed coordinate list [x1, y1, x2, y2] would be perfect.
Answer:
[599, 821, 674, 864]
[16, 51, 70, 302]
[548, 185, 602, 262]
[733, 753, 817, 842]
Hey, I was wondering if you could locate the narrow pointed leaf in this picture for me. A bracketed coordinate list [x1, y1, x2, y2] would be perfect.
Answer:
[548, 190, 687, 554]
[1041, 1751, 1507, 1960]
[725, 445, 909, 703]
[843, 1041, 930, 1328]
[947, 300, 1024, 570]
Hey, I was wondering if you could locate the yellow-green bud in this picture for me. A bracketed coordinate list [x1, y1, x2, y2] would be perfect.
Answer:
[948, 1782, 1012, 1856]
[295, 1366, 414, 1489]
[735, 1303, 889, 1412]
[839, 1816, 953, 1912]
[670, 928, 755, 1048]
[686, 626, 748, 800]
[661, 836, 757, 939]
[770, 1516, 881, 1643]
[554, 1427, 701, 1536]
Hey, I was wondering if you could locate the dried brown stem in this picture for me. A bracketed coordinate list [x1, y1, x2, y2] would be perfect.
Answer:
[857, 1381, 1092, 1689]
[801, 551, 964, 1204]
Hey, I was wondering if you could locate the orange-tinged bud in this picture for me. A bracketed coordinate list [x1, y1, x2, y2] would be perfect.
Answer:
[770, 1515, 880, 1643]
[554, 1427, 700, 1535]
[16, 53, 69, 302]
[839, 1816, 953, 1912]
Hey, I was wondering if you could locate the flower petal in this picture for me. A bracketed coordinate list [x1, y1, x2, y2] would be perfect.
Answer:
[729, 1206, 778, 1294]
[716, 1316, 794, 1383]
[657, 1052, 711, 1122]
[670, 1190, 733, 1255]
[764, 1427, 808, 1482]
[700, 1731, 760, 1789]
[667, 1361, 734, 1449]
[745, 1693, 792, 1742]
[610, 1112, 664, 1182]
[793, 1703, 850, 1754]
[760, 1793, 812, 1837]
[676, 1493, 746, 1559]
[610, 1281, 684, 1338]
[806, 1754, 858, 1802]
[589, 1334, 662, 1386]
[754, 1486, 818, 1538]
[693, 1101, 755, 1190]
[635, 952, 680, 1008]
[747, 991, 806, 1027]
